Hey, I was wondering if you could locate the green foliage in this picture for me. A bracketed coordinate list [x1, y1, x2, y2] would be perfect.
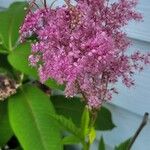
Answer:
[115, 138, 131, 150]
[45, 79, 65, 91]
[49, 113, 81, 138]
[8, 85, 62, 150]
[81, 106, 90, 137]
[0, 54, 14, 76]
[95, 107, 116, 130]
[99, 136, 105, 150]
[0, 101, 13, 147]
[8, 43, 38, 78]
[0, 44, 8, 54]
[62, 135, 81, 145]
[0, 2, 27, 50]
[51, 95, 115, 131]
[8, 44, 64, 90]
[51, 95, 83, 126]
[89, 127, 96, 144]
[8, 42, 64, 90]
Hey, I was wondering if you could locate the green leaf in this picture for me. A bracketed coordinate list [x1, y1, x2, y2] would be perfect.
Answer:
[45, 79, 65, 91]
[81, 106, 90, 137]
[0, 101, 13, 147]
[89, 127, 96, 144]
[0, 67, 7, 74]
[8, 43, 38, 78]
[99, 136, 105, 150]
[115, 138, 131, 150]
[51, 95, 115, 131]
[8, 84, 62, 150]
[0, 44, 8, 54]
[0, 2, 27, 50]
[51, 95, 83, 127]
[49, 113, 81, 138]
[15, 147, 23, 150]
[0, 54, 14, 75]
[95, 107, 116, 131]
[62, 135, 81, 145]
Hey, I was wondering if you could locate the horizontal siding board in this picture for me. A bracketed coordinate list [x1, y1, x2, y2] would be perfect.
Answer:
[126, 0, 150, 42]
[110, 0, 150, 42]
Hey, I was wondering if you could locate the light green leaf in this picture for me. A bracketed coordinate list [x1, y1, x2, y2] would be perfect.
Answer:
[115, 138, 131, 150]
[0, 101, 13, 147]
[8, 84, 62, 150]
[0, 2, 27, 50]
[51, 95, 115, 131]
[49, 113, 81, 138]
[81, 106, 90, 137]
[8, 43, 38, 78]
[89, 127, 96, 144]
[99, 136, 105, 150]
[62, 135, 81, 145]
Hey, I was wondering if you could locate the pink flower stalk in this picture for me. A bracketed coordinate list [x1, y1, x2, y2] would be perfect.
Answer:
[20, 0, 150, 109]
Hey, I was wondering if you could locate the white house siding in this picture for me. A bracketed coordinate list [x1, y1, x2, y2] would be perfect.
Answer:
[95, 103, 150, 150]
[97, 0, 150, 149]
[96, 0, 150, 149]
[0, 0, 150, 150]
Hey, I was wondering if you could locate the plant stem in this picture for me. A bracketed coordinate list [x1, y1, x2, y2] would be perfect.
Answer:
[127, 112, 149, 150]
[43, 0, 47, 8]
[82, 108, 98, 150]
[79, 85, 98, 150]
[89, 109, 98, 128]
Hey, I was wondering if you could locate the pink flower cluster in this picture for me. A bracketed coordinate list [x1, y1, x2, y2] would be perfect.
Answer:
[20, 0, 150, 109]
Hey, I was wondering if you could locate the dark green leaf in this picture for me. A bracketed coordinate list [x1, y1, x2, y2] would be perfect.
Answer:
[15, 147, 23, 150]
[0, 44, 8, 54]
[99, 136, 105, 150]
[8, 43, 38, 78]
[8, 84, 62, 150]
[0, 54, 13, 73]
[115, 138, 131, 150]
[0, 67, 7, 74]
[51, 95, 115, 131]
[0, 2, 27, 50]
[0, 101, 13, 147]
[95, 107, 116, 131]
[0, 53, 16, 79]
[51, 95, 83, 127]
